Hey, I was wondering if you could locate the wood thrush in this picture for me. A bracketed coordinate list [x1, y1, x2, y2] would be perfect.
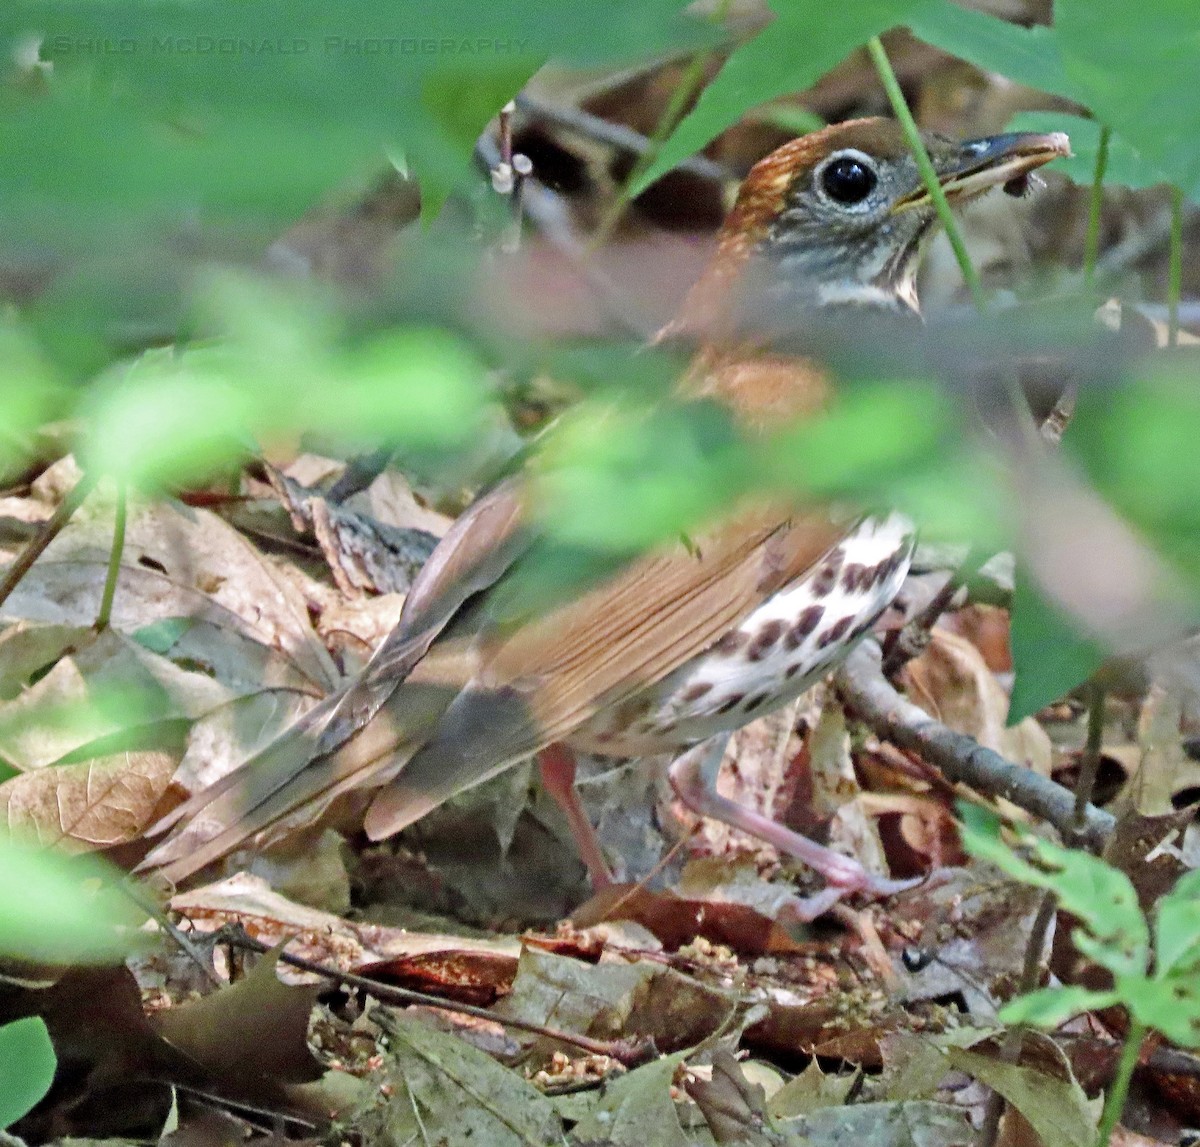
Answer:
[144, 118, 1068, 916]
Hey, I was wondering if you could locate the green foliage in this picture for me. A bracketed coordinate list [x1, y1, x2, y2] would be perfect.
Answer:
[1, 0, 1199, 725]
[0, 1017, 56, 1129]
[1006, 113, 1168, 191]
[0, 838, 146, 963]
[907, 0, 1074, 98]
[960, 806, 1200, 1047]
[1055, 0, 1200, 200]
[1007, 571, 1106, 725]
[630, 0, 925, 196]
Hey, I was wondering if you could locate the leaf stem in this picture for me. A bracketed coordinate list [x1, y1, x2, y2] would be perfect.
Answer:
[1168, 185, 1184, 348]
[1082, 124, 1111, 289]
[0, 468, 98, 612]
[866, 36, 984, 311]
[592, 0, 734, 247]
[95, 480, 127, 631]
[1095, 1018, 1146, 1147]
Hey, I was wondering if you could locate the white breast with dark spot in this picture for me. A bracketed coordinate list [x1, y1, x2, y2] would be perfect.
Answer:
[571, 513, 914, 756]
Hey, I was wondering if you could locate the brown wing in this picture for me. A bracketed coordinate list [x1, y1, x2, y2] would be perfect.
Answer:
[363, 506, 844, 838]
[140, 481, 529, 880]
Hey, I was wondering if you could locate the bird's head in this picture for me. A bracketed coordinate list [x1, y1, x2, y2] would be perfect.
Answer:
[670, 117, 1070, 343]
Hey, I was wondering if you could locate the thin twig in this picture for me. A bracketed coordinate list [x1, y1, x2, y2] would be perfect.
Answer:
[222, 927, 655, 1066]
[978, 681, 1107, 1147]
[474, 133, 657, 341]
[881, 549, 986, 676]
[590, 0, 735, 247]
[0, 467, 99, 612]
[835, 641, 1115, 850]
[1071, 681, 1107, 839]
[1168, 185, 1184, 348]
[512, 94, 730, 185]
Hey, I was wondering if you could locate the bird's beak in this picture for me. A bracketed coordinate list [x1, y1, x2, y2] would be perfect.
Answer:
[892, 130, 1071, 213]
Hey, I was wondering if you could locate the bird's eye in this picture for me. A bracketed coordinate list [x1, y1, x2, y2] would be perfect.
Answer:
[819, 156, 877, 205]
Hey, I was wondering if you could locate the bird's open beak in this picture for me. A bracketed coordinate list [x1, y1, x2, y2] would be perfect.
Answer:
[892, 131, 1071, 213]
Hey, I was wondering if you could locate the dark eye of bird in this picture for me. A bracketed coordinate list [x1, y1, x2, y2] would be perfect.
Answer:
[820, 157, 877, 205]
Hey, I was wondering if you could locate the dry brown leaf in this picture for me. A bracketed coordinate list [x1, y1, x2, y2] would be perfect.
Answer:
[169, 872, 522, 982]
[0, 493, 337, 692]
[901, 627, 1052, 776]
[0, 629, 230, 770]
[0, 748, 178, 851]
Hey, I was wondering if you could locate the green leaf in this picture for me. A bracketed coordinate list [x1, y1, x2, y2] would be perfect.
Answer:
[417, 60, 541, 217]
[1006, 113, 1168, 191]
[1120, 975, 1200, 1047]
[947, 1045, 1094, 1147]
[631, 0, 923, 196]
[1153, 869, 1200, 976]
[998, 985, 1121, 1029]
[1007, 570, 1106, 725]
[1056, 0, 1200, 199]
[132, 617, 197, 655]
[0, 1017, 57, 1129]
[1, 0, 702, 365]
[570, 1053, 689, 1146]
[1065, 366, 1200, 584]
[958, 805, 1149, 979]
[0, 838, 144, 963]
[908, 0, 1076, 99]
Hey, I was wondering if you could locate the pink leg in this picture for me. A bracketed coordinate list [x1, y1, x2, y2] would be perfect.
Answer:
[538, 743, 614, 889]
[668, 736, 920, 920]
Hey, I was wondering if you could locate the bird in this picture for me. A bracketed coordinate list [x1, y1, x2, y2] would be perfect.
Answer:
[143, 118, 1068, 916]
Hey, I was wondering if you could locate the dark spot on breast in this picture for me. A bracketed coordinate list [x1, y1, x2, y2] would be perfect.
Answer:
[810, 546, 844, 598]
[859, 560, 883, 589]
[784, 604, 825, 649]
[680, 681, 714, 704]
[818, 615, 854, 648]
[746, 619, 785, 661]
[715, 693, 745, 715]
[743, 691, 772, 713]
[841, 563, 866, 593]
[784, 662, 806, 678]
[712, 630, 748, 656]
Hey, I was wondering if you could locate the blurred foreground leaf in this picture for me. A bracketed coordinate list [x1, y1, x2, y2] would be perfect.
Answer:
[0, 1017, 56, 1129]
[0, 837, 145, 962]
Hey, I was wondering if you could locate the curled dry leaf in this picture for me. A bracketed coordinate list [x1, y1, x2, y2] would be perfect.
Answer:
[901, 627, 1052, 778]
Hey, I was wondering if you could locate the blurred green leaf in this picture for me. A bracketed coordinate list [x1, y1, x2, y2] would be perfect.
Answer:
[1066, 367, 1200, 582]
[1, 0, 702, 362]
[1056, 0, 1200, 199]
[1118, 975, 1200, 1047]
[0, 838, 145, 962]
[765, 379, 951, 498]
[998, 985, 1121, 1029]
[1154, 869, 1200, 975]
[0, 1017, 56, 1129]
[1007, 571, 1106, 725]
[81, 349, 259, 487]
[1006, 112, 1168, 191]
[631, 0, 922, 195]
[908, 0, 1075, 98]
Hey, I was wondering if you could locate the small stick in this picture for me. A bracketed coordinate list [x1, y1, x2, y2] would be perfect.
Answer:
[0, 467, 99, 612]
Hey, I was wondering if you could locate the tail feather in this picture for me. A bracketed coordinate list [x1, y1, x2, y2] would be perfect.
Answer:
[140, 670, 459, 882]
